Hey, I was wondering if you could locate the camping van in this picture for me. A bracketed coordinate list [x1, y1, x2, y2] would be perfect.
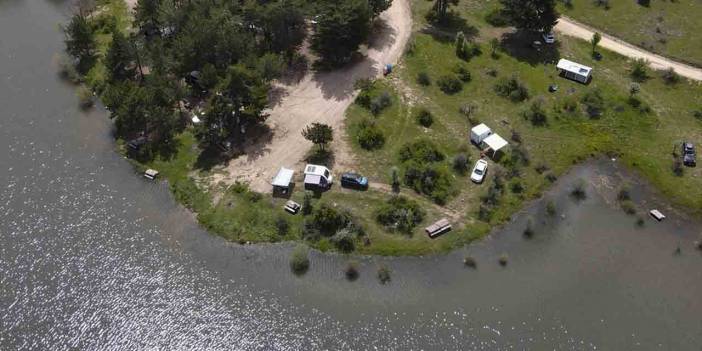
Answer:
[303, 164, 333, 190]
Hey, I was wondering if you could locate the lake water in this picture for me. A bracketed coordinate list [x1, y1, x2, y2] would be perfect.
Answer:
[1, 1, 701, 350]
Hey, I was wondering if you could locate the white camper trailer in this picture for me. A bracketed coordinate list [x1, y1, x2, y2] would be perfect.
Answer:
[470, 123, 493, 145]
[557, 59, 592, 84]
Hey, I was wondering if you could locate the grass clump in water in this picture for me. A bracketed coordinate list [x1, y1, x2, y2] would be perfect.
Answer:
[377, 265, 391, 284]
[570, 179, 587, 201]
[344, 260, 359, 281]
[290, 245, 310, 276]
[498, 253, 508, 266]
[545, 200, 556, 216]
[463, 256, 477, 268]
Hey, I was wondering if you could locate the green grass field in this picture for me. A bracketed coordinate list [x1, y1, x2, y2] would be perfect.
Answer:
[557, 0, 702, 67]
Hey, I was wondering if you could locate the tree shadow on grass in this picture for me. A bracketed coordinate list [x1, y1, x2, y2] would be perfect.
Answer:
[422, 11, 479, 43]
[310, 15, 398, 101]
[500, 30, 561, 66]
[304, 148, 335, 167]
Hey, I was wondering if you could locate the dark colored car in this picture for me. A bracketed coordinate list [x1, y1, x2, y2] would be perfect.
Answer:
[127, 136, 148, 151]
[340, 172, 368, 190]
[682, 142, 696, 167]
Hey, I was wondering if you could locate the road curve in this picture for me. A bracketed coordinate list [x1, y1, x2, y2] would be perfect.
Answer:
[554, 16, 702, 81]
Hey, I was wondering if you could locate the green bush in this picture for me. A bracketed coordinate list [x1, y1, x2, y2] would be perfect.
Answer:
[417, 71, 431, 86]
[494, 77, 529, 102]
[581, 89, 606, 118]
[546, 200, 556, 216]
[355, 119, 385, 150]
[76, 85, 94, 110]
[416, 108, 434, 127]
[377, 265, 391, 284]
[398, 139, 445, 163]
[370, 91, 392, 115]
[437, 75, 463, 94]
[403, 162, 453, 204]
[463, 256, 477, 268]
[289, 245, 310, 275]
[485, 8, 509, 27]
[376, 196, 426, 233]
[275, 216, 289, 236]
[312, 204, 351, 236]
[453, 65, 471, 82]
[661, 68, 680, 85]
[452, 153, 470, 174]
[620, 200, 636, 215]
[630, 58, 649, 82]
[302, 191, 313, 215]
[522, 100, 547, 126]
[331, 228, 356, 252]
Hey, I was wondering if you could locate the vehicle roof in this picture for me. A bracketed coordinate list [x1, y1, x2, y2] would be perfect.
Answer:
[342, 172, 362, 178]
[304, 164, 330, 176]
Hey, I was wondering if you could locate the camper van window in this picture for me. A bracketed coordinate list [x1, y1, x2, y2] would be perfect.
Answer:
[324, 170, 330, 178]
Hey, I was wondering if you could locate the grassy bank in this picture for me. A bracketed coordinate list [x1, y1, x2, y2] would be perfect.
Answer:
[557, 0, 702, 67]
[81, 0, 702, 257]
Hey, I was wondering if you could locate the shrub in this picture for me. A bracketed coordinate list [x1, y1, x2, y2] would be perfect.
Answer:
[661, 68, 680, 85]
[331, 228, 356, 252]
[398, 139, 445, 163]
[510, 180, 524, 194]
[377, 265, 391, 284]
[355, 86, 373, 108]
[76, 85, 94, 110]
[355, 119, 385, 150]
[416, 108, 434, 127]
[459, 103, 477, 120]
[571, 179, 587, 200]
[275, 216, 289, 236]
[391, 167, 401, 193]
[485, 8, 509, 27]
[312, 204, 351, 235]
[403, 162, 453, 204]
[498, 254, 508, 266]
[463, 256, 477, 268]
[290, 245, 310, 275]
[581, 89, 606, 118]
[522, 100, 548, 126]
[693, 109, 702, 121]
[58, 55, 82, 84]
[437, 75, 463, 94]
[637, 0, 650, 7]
[417, 71, 431, 86]
[494, 77, 529, 102]
[620, 200, 636, 215]
[561, 95, 579, 113]
[523, 218, 534, 238]
[370, 91, 392, 115]
[672, 159, 683, 176]
[452, 153, 470, 174]
[511, 130, 522, 143]
[595, 0, 610, 9]
[302, 191, 313, 215]
[617, 186, 631, 201]
[546, 200, 556, 216]
[630, 58, 649, 82]
[344, 261, 359, 281]
[453, 65, 472, 82]
[376, 196, 426, 233]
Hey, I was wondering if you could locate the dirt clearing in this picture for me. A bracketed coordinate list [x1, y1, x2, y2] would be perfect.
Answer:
[211, 0, 412, 192]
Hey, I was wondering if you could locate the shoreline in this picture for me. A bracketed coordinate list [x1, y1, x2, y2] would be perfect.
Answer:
[75, 0, 702, 257]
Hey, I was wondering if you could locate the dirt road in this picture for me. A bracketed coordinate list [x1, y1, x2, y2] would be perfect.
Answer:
[554, 17, 702, 81]
[214, 0, 412, 192]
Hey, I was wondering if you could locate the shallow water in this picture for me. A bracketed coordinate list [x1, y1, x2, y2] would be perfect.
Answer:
[1, 1, 701, 350]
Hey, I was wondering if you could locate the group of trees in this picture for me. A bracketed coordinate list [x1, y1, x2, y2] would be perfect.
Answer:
[64, 0, 395, 159]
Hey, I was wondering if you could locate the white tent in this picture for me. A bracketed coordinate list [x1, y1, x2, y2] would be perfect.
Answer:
[271, 167, 294, 190]
[557, 59, 592, 84]
[470, 123, 492, 144]
[483, 133, 508, 157]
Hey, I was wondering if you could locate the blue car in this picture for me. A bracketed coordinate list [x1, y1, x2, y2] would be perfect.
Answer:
[340, 172, 368, 190]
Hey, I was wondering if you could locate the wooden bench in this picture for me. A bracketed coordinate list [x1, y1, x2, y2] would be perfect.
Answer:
[284, 200, 301, 215]
[425, 218, 452, 238]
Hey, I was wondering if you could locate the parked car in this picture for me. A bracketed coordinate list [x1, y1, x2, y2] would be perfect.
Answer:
[340, 172, 368, 189]
[542, 32, 555, 44]
[470, 159, 488, 183]
[127, 136, 148, 151]
[682, 142, 696, 166]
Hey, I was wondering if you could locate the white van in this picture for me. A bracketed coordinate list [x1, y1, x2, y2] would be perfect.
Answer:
[303, 164, 333, 190]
